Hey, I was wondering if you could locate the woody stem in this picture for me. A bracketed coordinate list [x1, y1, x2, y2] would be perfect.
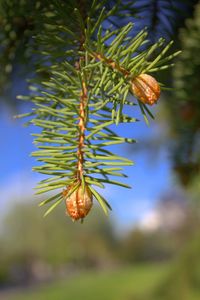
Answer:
[77, 79, 87, 181]
[92, 52, 130, 77]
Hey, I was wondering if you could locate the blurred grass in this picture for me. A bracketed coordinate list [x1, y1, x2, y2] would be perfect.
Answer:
[5, 263, 169, 300]
[3, 261, 200, 300]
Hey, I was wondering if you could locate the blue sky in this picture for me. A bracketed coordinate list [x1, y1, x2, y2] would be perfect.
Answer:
[0, 98, 173, 229]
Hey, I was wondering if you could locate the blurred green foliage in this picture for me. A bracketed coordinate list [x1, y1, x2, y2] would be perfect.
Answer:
[164, 1, 200, 185]
[0, 200, 117, 285]
[0, 189, 199, 297]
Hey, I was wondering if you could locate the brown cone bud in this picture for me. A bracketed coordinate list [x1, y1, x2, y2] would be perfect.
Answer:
[131, 74, 160, 105]
[64, 184, 93, 221]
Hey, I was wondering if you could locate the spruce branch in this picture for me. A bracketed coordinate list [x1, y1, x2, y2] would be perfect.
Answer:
[17, 1, 179, 221]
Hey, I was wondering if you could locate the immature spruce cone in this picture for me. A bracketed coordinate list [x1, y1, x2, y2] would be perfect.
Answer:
[131, 74, 160, 105]
[64, 184, 93, 221]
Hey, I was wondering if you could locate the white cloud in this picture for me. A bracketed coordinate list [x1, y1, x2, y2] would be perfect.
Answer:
[139, 210, 161, 231]
[0, 171, 40, 217]
[112, 197, 157, 234]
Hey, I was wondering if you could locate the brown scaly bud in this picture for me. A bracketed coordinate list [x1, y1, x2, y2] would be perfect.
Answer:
[63, 183, 93, 221]
[131, 74, 161, 105]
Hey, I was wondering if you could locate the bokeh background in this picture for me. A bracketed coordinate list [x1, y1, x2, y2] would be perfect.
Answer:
[0, 1, 200, 299]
